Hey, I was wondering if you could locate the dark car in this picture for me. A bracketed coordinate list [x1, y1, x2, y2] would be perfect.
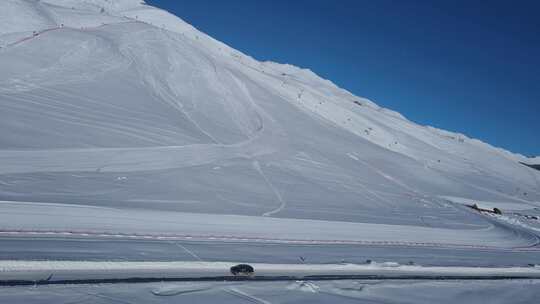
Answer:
[230, 264, 255, 276]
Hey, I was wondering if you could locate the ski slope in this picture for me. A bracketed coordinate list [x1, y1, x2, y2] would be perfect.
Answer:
[0, 0, 539, 272]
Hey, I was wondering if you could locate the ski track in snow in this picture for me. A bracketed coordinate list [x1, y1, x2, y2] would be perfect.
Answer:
[254, 160, 287, 217]
[348, 152, 420, 195]
[0, 22, 279, 175]
[4, 20, 141, 48]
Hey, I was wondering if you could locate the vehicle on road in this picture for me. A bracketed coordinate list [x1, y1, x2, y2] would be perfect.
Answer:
[230, 264, 255, 276]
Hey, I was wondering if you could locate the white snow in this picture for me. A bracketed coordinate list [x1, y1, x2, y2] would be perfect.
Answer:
[0, 201, 534, 249]
[523, 156, 540, 165]
[2, 279, 539, 303]
[441, 196, 538, 211]
[2, 260, 540, 282]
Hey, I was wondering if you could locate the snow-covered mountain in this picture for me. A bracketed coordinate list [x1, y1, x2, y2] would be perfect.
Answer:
[1, 0, 539, 231]
[524, 156, 540, 166]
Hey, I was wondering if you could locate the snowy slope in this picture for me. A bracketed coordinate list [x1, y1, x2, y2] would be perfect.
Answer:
[0, 0, 539, 247]
[523, 156, 540, 167]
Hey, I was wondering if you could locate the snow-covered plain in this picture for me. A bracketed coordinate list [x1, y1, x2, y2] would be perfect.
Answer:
[0, 200, 537, 249]
[1, 0, 540, 302]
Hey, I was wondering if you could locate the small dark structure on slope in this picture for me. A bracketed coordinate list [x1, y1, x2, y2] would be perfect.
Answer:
[469, 203, 502, 215]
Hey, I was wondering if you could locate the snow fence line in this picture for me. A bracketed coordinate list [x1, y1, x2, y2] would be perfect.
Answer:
[1, 261, 540, 285]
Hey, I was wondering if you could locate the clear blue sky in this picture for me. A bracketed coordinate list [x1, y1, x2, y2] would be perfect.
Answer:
[147, 0, 539, 157]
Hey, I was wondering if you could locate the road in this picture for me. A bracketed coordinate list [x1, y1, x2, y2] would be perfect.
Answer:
[1, 236, 538, 267]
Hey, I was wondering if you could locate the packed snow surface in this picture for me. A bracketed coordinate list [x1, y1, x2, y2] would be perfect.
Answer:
[1, 201, 537, 249]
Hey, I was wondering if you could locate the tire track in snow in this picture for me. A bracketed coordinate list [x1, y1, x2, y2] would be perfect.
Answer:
[171, 242, 203, 262]
[223, 287, 272, 304]
[451, 202, 540, 250]
[1, 229, 537, 251]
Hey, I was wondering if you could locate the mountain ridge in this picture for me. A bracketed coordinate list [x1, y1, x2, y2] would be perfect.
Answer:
[1, 0, 532, 163]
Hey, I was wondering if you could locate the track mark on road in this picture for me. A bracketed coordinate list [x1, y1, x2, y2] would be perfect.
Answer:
[223, 287, 272, 304]
[172, 242, 203, 262]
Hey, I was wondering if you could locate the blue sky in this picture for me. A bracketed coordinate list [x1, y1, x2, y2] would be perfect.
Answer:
[147, 0, 539, 157]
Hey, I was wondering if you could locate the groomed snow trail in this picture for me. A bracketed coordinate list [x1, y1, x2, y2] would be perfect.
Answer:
[0, 201, 537, 250]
